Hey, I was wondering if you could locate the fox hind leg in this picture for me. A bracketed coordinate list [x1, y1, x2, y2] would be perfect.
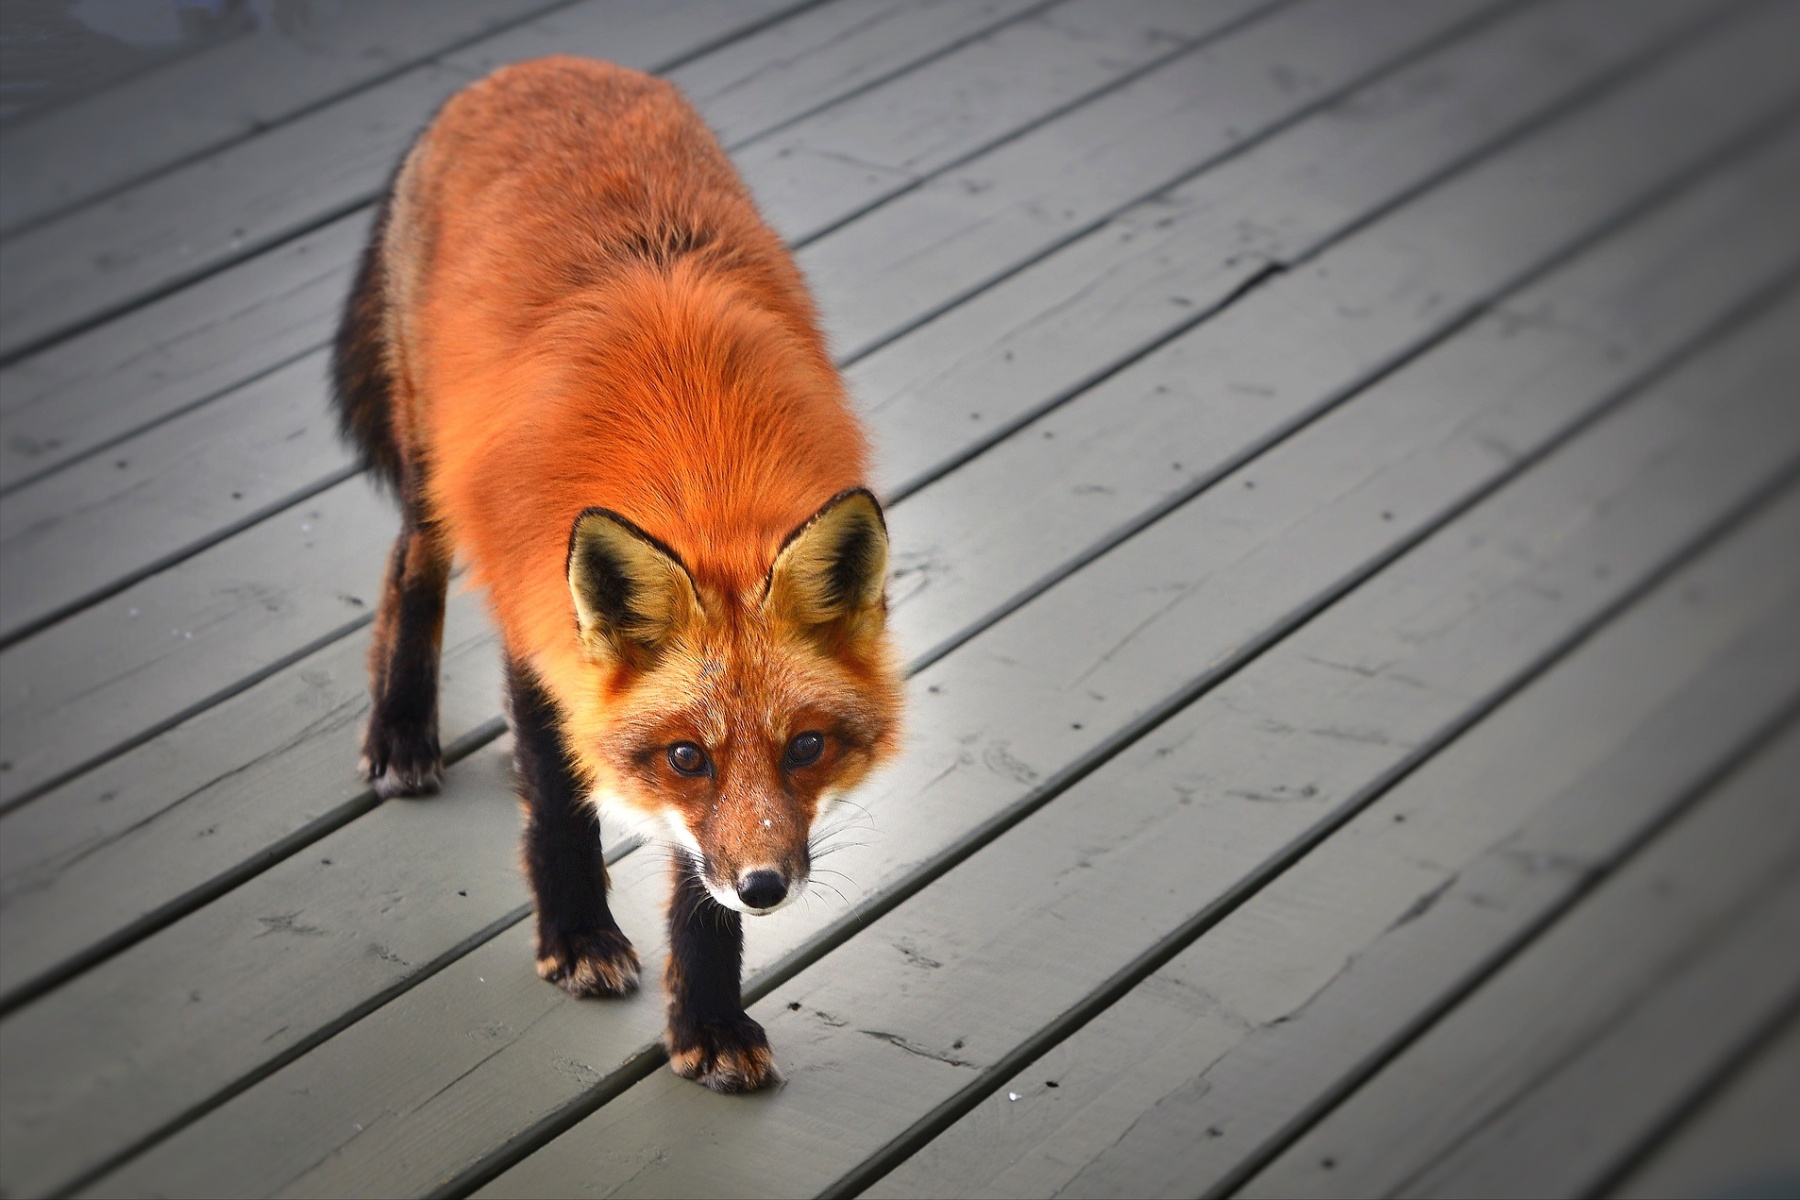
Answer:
[509, 655, 641, 997]
[335, 184, 448, 798]
[360, 490, 450, 797]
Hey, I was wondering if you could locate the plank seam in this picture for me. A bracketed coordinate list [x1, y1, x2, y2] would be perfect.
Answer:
[0, 613, 373, 816]
[0, 0, 833, 367]
[899, 114, 1800, 675]
[825, 467, 1800, 1200]
[0, 338, 329, 498]
[0, 0, 588, 237]
[14, 18, 1800, 1180]
[1202, 711, 1800, 1198]
[1381, 843, 1800, 1200]
[431, 272, 1800, 1200]
[0, 0, 1290, 484]
[27, 253, 1791, 1031]
[41, 830, 646, 1199]
[0, 0, 820, 243]
[778, 0, 1310, 250]
[821, 0, 1676, 365]
[8, 89, 1794, 1073]
[48, 902, 535, 1198]
[0, 25, 260, 143]
[878, 0, 1769, 504]
[10, 106, 1795, 1045]
[0, 714, 506, 1014]
[0, 462, 362, 650]
[716, 0, 1074, 154]
[1584, 992, 1800, 1199]
[7, 0, 1740, 657]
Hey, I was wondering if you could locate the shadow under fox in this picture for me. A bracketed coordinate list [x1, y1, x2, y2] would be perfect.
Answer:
[332, 56, 904, 1092]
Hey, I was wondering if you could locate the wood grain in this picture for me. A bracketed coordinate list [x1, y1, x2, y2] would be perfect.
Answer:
[793, 0, 1508, 358]
[1239, 729, 1800, 1199]
[851, 0, 1721, 497]
[666, 0, 1051, 147]
[1609, 1013, 1800, 1200]
[475, 271, 1800, 1200]
[0, 211, 368, 493]
[874, 498, 1800, 1200]
[3, 6, 1794, 1196]
[6, 4, 1788, 1016]
[0, 0, 565, 234]
[0, 583, 504, 1006]
[0, 0, 1268, 523]
[0, 0, 809, 360]
[731, 0, 1278, 244]
[86, 157, 1800, 1200]
[7, 0, 1780, 813]
[2, 0, 1697, 689]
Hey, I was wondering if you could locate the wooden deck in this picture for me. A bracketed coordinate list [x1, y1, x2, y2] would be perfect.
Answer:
[2, 2, 1797, 1196]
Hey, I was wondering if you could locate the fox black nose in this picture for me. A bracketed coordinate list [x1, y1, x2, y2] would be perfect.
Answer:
[736, 870, 787, 911]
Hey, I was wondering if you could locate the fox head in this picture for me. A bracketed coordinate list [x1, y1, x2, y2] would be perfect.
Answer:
[561, 487, 903, 914]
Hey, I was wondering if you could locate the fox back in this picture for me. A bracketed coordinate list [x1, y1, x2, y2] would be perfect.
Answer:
[333, 58, 902, 1087]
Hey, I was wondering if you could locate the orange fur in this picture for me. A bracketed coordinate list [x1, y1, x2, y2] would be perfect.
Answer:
[375, 57, 903, 884]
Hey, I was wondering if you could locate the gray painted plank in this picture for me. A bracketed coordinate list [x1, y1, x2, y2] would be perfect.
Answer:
[0, 0, 806, 360]
[4, 14, 1794, 1023]
[0, 736, 534, 1200]
[1609, 1014, 1800, 1200]
[14, 0, 1778, 816]
[1, 0, 1700, 675]
[0, 349, 348, 642]
[0, 0, 564, 235]
[0, 474, 391, 810]
[2, 20, 1788, 1030]
[848, 0, 1725, 496]
[0, 584, 504, 1005]
[0, 211, 368, 493]
[0, 0, 1011, 494]
[86, 165, 1800, 1200]
[872, 14, 1800, 666]
[873, 516, 1800, 1200]
[665, 0, 1051, 147]
[7, 14, 1792, 1187]
[474, 278, 1800, 1200]
[0, 0, 1258, 499]
[790, 0, 1510, 356]
[0, 59, 470, 362]
[1409, 901, 1799, 1198]
[730, 0, 1280, 244]
[1239, 731, 1800, 1200]
[0, 9, 1792, 1200]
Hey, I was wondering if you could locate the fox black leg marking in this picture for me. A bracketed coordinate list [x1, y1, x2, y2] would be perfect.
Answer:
[664, 857, 778, 1092]
[334, 178, 448, 798]
[360, 474, 450, 798]
[509, 655, 640, 997]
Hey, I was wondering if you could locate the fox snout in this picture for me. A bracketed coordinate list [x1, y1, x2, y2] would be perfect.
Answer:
[687, 835, 810, 916]
[680, 853, 805, 915]
[734, 867, 793, 913]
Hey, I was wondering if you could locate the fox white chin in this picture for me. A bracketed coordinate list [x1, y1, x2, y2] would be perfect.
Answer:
[585, 786, 815, 915]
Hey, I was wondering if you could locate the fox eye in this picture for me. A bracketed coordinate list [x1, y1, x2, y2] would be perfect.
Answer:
[784, 731, 825, 768]
[668, 742, 709, 776]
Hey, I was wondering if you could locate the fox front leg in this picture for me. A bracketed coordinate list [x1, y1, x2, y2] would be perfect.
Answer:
[663, 856, 780, 1092]
[509, 656, 640, 997]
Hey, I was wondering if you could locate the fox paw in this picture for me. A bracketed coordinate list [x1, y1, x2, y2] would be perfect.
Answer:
[359, 716, 443, 798]
[666, 1013, 781, 1093]
[537, 927, 641, 997]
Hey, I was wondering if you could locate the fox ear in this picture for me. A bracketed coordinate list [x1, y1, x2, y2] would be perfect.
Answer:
[568, 509, 700, 666]
[765, 488, 889, 646]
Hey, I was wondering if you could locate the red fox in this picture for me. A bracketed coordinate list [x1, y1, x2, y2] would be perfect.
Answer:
[332, 56, 904, 1092]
